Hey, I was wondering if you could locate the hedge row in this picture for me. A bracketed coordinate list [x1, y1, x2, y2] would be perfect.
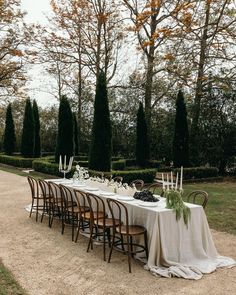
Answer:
[112, 159, 126, 170]
[33, 159, 157, 184]
[174, 167, 219, 179]
[0, 154, 35, 168]
[33, 160, 76, 178]
[89, 169, 157, 184]
[156, 167, 218, 179]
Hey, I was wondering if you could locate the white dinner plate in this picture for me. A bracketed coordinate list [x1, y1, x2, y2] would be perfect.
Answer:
[99, 192, 115, 196]
[84, 187, 99, 191]
[116, 196, 134, 201]
[138, 201, 159, 207]
[48, 178, 66, 183]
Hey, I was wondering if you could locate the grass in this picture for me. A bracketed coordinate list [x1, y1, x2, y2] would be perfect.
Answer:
[183, 181, 236, 235]
[0, 260, 27, 295]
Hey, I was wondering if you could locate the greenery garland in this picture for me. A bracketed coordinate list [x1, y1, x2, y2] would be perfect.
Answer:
[164, 190, 191, 226]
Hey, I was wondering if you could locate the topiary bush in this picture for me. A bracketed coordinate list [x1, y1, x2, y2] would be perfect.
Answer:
[174, 167, 218, 179]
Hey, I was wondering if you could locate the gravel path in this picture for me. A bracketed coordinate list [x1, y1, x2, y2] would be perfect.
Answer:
[0, 170, 235, 295]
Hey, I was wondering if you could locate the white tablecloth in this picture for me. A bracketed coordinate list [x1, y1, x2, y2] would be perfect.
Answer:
[47, 179, 236, 280]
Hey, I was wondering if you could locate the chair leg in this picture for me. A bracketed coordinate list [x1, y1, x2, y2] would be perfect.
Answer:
[29, 198, 34, 218]
[41, 201, 45, 223]
[127, 235, 132, 273]
[75, 218, 82, 242]
[87, 224, 94, 252]
[130, 236, 134, 258]
[103, 227, 106, 261]
[144, 231, 149, 259]
[108, 228, 116, 263]
[36, 198, 39, 222]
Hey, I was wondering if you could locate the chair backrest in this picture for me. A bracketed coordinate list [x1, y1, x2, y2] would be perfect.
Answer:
[187, 190, 208, 209]
[130, 179, 144, 190]
[113, 176, 123, 183]
[48, 181, 61, 205]
[38, 179, 50, 199]
[59, 184, 77, 213]
[107, 198, 129, 234]
[74, 189, 89, 215]
[86, 193, 106, 226]
[27, 176, 41, 198]
[146, 182, 164, 197]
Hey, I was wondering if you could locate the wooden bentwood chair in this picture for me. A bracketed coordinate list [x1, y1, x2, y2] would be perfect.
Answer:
[85, 193, 120, 261]
[146, 182, 164, 197]
[27, 176, 51, 222]
[187, 190, 208, 209]
[130, 179, 144, 191]
[107, 198, 149, 273]
[60, 185, 89, 241]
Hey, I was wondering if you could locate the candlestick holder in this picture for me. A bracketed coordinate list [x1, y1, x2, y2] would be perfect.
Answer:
[59, 156, 73, 179]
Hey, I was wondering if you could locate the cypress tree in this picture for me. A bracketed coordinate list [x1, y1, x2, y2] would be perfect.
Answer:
[136, 102, 149, 167]
[55, 95, 74, 163]
[33, 100, 41, 157]
[173, 90, 189, 167]
[73, 113, 79, 156]
[21, 99, 35, 158]
[3, 103, 16, 155]
[89, 71, 111, 172]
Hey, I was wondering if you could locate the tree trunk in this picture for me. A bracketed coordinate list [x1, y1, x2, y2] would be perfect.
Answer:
[190, 2, 210, 165]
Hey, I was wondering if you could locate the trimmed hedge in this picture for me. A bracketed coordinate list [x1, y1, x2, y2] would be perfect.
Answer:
[0, 154, 35, 168]
[112, 159, 126, 170]
[78, 160, 89, 168]
[74, 156, 88, 161]
[156, 167, 218, 179]
[89, 169, 157, 184]
[33, 159, 75, 178]
[125, 159, 136, 166]
[173, 167, 218, 179]
[33, 159, 157, 183]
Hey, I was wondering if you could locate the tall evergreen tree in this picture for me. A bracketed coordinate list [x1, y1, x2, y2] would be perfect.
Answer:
[33, 100, 41, 157]
[3, 103, 16, 155]
[173, 90, 189, 167]
[136, 102, 149, 167]
[55, 95, 74, 163]
[89, 71, 111, 172]
[21, 99, 35, 158]
[73, 113, 79, 156]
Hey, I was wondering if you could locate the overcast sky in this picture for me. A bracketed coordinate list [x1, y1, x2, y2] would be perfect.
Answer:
[21, 0, 57, 107]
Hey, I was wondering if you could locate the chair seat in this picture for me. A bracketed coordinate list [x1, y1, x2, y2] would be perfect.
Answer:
[68, 206, 90, 214]
[96, 217, 120, 228]
[116, 225, 146, 236]
[82, 211, 104, 220]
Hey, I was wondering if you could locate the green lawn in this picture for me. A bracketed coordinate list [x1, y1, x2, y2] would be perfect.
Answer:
[183, 181, 236, 235]
[0, 260, 27, 295]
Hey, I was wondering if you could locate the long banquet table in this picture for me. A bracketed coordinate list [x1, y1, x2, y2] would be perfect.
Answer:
[48, 179, 235, 280]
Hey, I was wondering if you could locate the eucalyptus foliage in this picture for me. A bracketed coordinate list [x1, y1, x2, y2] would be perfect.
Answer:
[165, 190, 191, 226]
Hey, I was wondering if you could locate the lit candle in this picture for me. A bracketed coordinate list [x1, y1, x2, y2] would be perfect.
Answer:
[59, 155, 62, 171]
[171, 171, 173, 189]
[64, 155, 66, 170]
[162, 173, 164, 189]
[167, 174, 169, 191]
[175, 172, 178, 190]
[180, 166, 183, 190]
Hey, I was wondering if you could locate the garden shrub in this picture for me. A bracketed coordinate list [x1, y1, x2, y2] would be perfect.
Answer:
[125, 159, 136, 166]
[112, 159, 126, 170]
[0, 155, 35, 168]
